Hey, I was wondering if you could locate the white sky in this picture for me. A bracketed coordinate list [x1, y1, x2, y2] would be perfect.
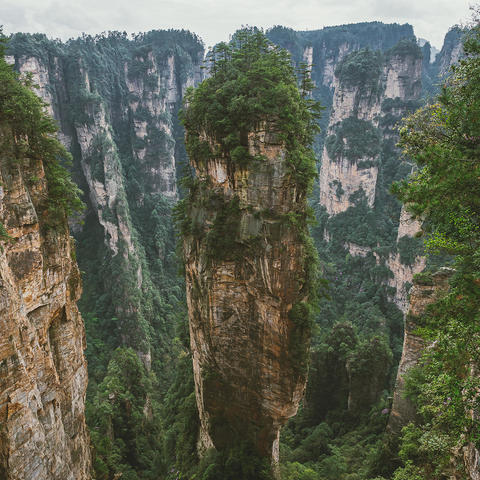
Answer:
[0, 0, 473, 50]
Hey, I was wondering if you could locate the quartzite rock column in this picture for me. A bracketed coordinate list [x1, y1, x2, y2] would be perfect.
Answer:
[183, 123, 312, 464]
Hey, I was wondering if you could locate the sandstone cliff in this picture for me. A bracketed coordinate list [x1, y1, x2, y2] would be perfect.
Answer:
[388, 268, 453, 434]
[6, 31, 205, 478]
[7, 31, 205, 361]
[180, 33, 318, 468]
[183, 122, 312, 465]
[0, 126, 90, 477]
[319, 43, 422, 216]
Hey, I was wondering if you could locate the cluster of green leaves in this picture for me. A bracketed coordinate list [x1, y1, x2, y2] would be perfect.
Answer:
[279, 324, 395, 480]
[0, 36, 84, 228]
[335, 48, 383, 89]
[181, 28, 320, 190]
[397, 235, 424, 266]
[390, 20, 480, 480]
[325, 117, 381, 163]
[87, 347, 165, 480]
[386, 39, 422, 60]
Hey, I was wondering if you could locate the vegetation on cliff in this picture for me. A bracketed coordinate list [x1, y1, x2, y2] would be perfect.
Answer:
[177, 28, 321, 478]
[181, 28, 320, 188]
[0, 35, 83, 228]
[6, 29, 204, 480]
[3, 20, 468, 480]
[389, 21, 480, 479]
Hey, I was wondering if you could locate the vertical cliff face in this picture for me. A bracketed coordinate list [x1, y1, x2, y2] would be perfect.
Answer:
[0, 63, 90, 479]
[315, 39, 427, 331]
[388, 268, 453, 433]
[7, 32, 205, 360]
[6, 31, 205, 478]
[267, 22, 416, 144]
[180, 34, 318, 469]
[319, 42, 422, 216]
[184, 126, 310, 462]
[435, 27, 465, 77]
[385, 207, 426, 312]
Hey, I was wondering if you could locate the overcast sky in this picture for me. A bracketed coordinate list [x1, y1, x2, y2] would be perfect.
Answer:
[0, 0, 473, 50]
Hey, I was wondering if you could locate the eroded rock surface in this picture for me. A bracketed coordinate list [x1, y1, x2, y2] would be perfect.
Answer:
[319, 47, 422, 215]
[0, 127, 91, 479]
[184, 125, 310, 464]
[388, 268, 453, 434]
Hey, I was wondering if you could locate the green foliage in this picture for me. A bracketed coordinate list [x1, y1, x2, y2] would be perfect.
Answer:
[0, 37, 84, 228]
[181, 28, 320, 191]
[335, 48, 383, 89]
[281, 461, 320, 480]
[326, 117, 381, 163]
[412, 271, 433, 286]
[193, 443, 274, 480]
[386, 39, 423, 60]
[87, 347, 165, 480]
[0, 221, 11, 242]
[391, 20, 480, 479]
[397, 235, 423, 266]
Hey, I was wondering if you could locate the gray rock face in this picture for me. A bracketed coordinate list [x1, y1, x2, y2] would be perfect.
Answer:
[319, 49, 422, 215]
[10, 35, 205, 357]
[388, 268, 453, 434]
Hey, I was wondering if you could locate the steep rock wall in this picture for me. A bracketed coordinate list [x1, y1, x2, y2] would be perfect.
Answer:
[388, 268, 453, 433]
[386, 206, 426, 312]
[0, 126, 90, 479]
[184, 125, 310, 464]
[8, 32, 205, 360]
[319, 45, 422, 215]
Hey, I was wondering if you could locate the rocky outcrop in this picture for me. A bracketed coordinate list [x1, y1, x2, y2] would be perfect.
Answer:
[464, 433, 480, 480]
[386, 206, 426, 312]
[388, 268, 453, 433]
[0, 126, 90, 479]
[183, 124, 311, 465]
[8, 32, 205, 358]
[319, 44, 422, 215]
[436, 27, 465, 77]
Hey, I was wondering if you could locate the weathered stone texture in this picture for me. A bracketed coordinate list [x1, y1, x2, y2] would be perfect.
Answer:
[0, 127, 91, 480]
[388, 268, 453, 434]
[184, 126, 309, 464]
[319, 51, 422, 216]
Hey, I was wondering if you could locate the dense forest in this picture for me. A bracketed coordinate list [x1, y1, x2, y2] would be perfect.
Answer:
[0, 12, 478, 480]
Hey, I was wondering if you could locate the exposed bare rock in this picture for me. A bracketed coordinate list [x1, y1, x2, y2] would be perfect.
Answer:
[0, 127, 91, 479]
[396, 205, 422, 241]
[344, 242, 371, 257]
[437, 27, 465, 77]
[384, 55, 422, 101]
[388, 268, 453, 434]
[319, 155, 378, 215]
[385, 206, 426, 311]
[386, 253, 426, 313]
[464, 432, 480, 480]
[17, 56, 55, 118]
[319, 47, 422, 216]
[184, 125, 311, 465]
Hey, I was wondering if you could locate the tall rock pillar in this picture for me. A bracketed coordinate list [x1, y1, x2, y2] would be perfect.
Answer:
[180, 32, 318, 468]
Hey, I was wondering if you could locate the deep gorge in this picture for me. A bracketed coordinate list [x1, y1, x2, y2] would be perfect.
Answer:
[0, 19, 475, 480]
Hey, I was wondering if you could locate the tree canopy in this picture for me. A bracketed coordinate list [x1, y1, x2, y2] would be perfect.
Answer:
[181, 28, 321, 191]
[391, 20, 480, 480]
